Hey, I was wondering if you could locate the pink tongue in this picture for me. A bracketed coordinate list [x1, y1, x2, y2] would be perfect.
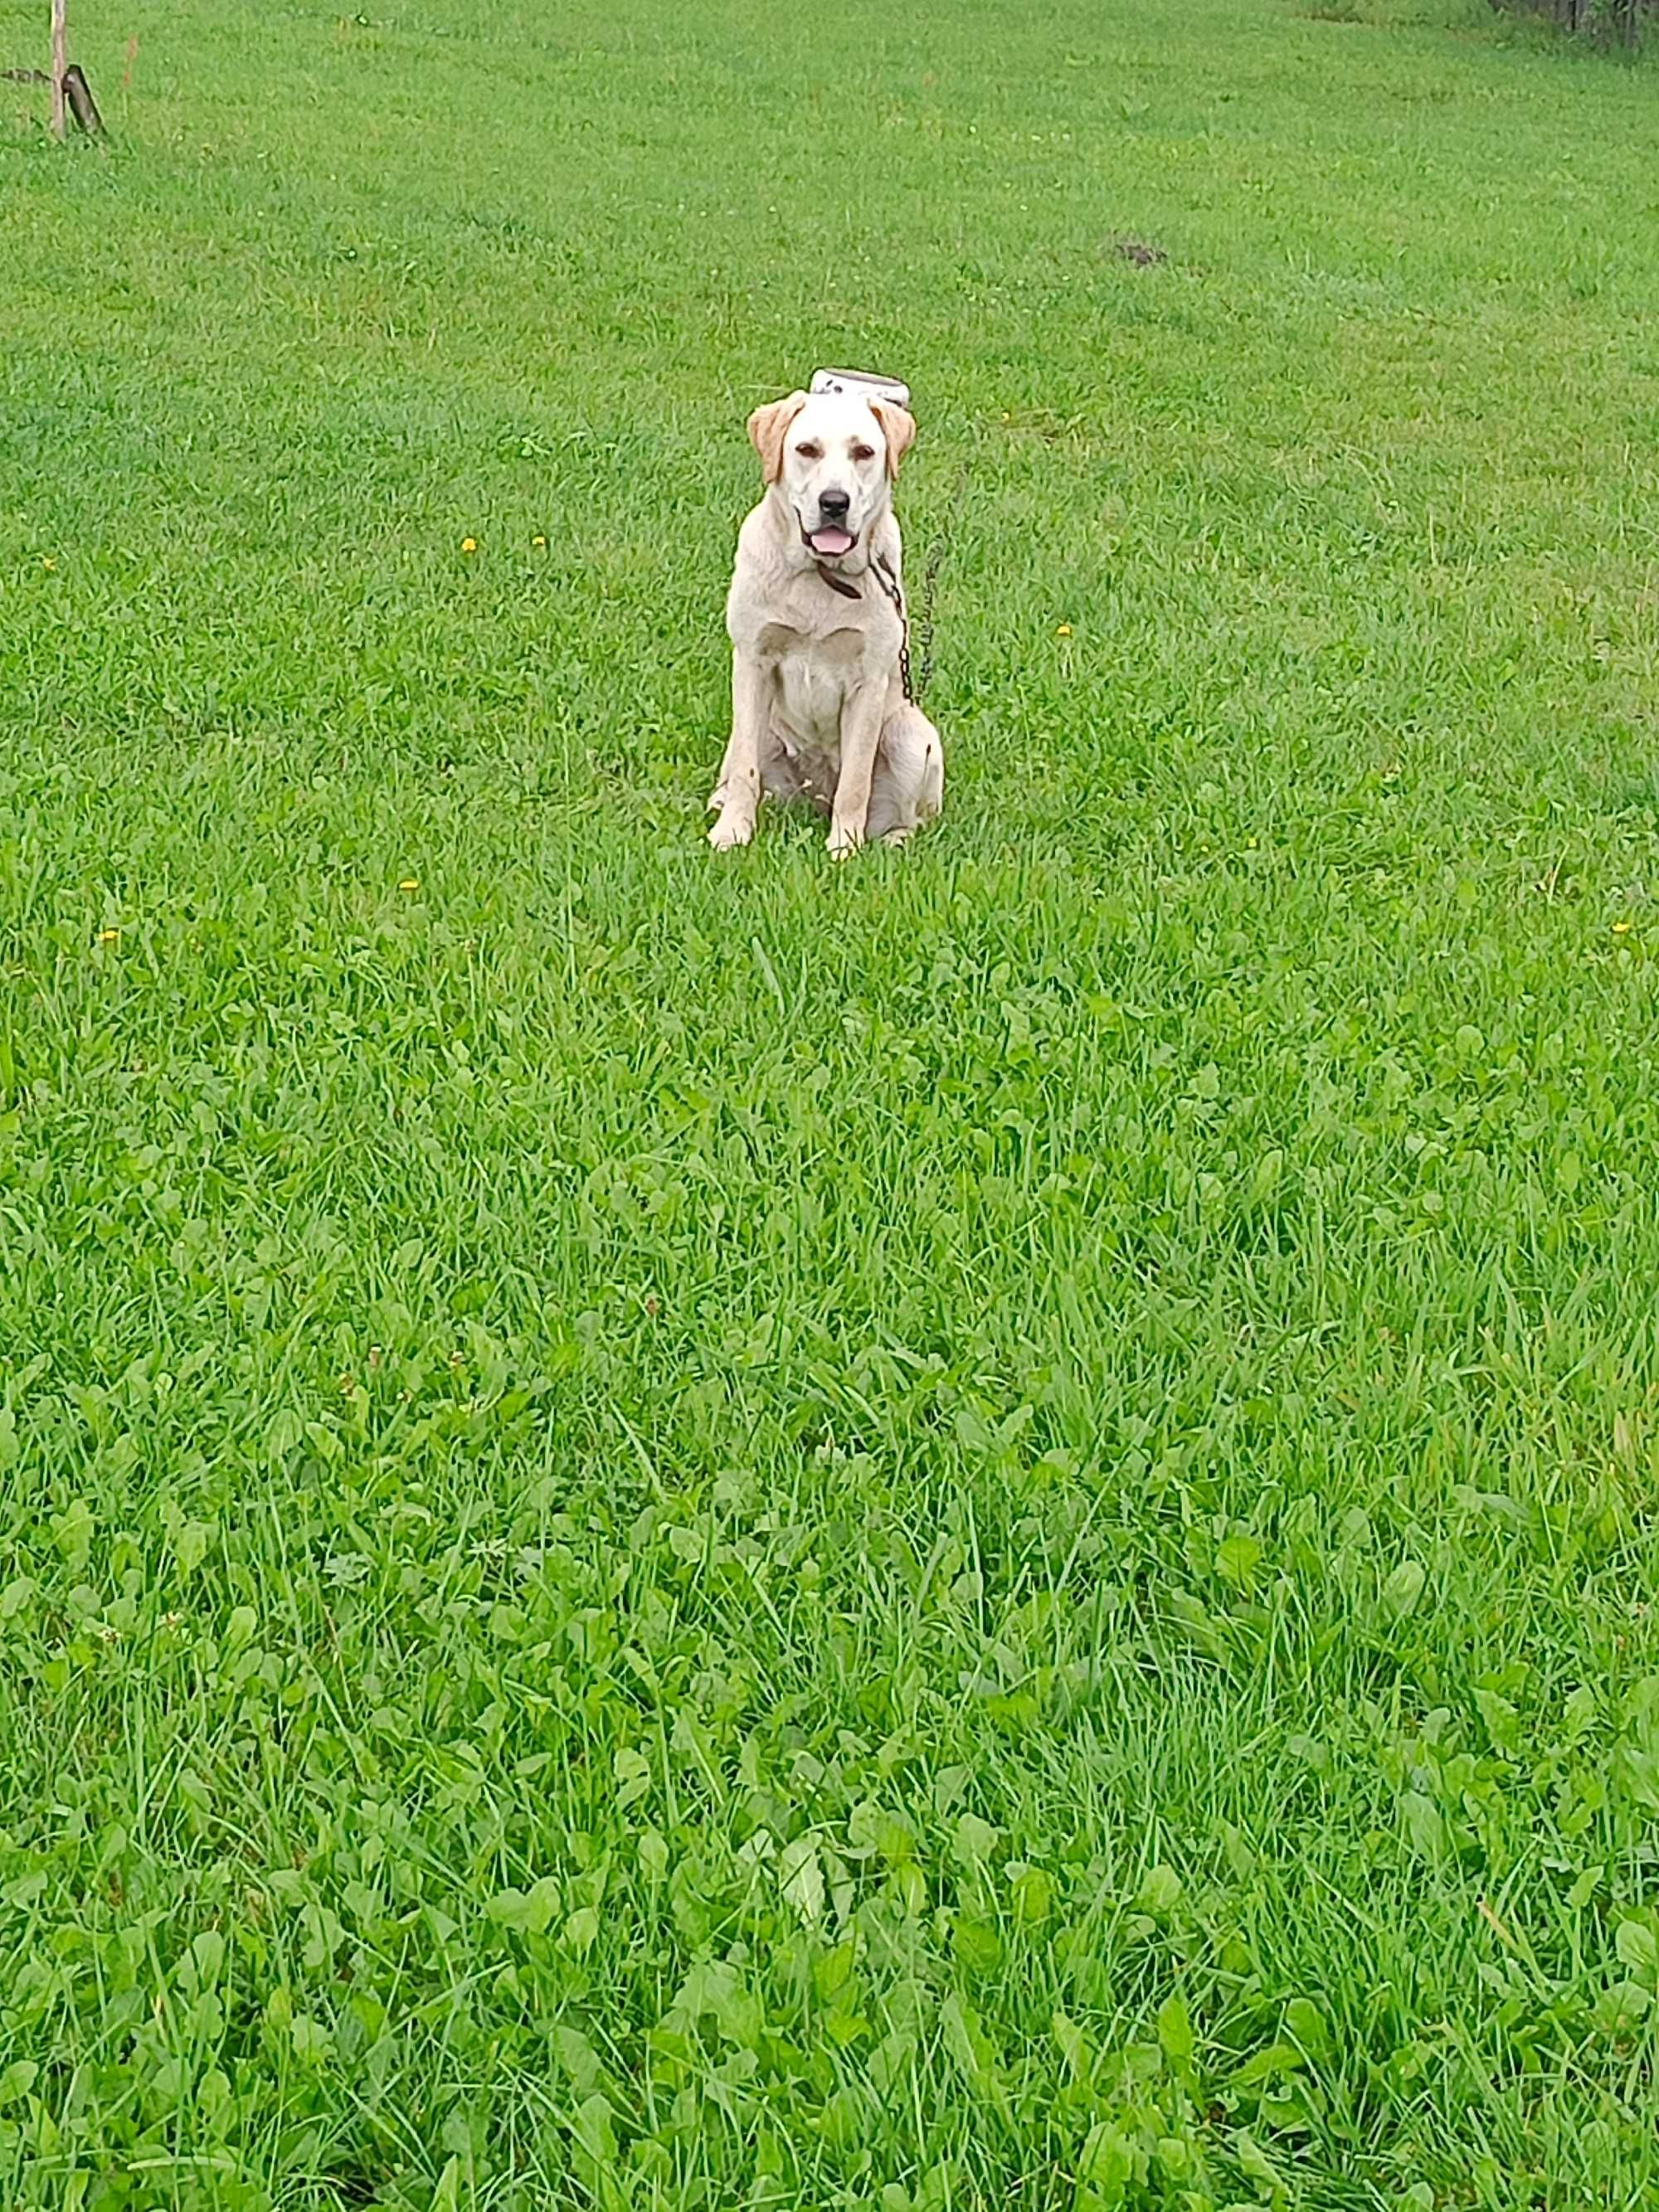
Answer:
[810, 527, 854, 557]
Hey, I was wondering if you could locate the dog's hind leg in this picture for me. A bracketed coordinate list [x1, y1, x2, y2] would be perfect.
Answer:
[864, 703, 944, 845]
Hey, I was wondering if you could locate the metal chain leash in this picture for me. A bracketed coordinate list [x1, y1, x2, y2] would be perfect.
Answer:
[907, 460, 970, 705]
[817, 457, 971, 707]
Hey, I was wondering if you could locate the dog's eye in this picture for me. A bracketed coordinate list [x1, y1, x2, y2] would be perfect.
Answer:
[795, 442, 824, 461]
[851, 443, 876, 462]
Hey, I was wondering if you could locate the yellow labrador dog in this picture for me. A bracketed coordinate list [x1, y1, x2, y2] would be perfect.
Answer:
[708, 387, 944, 857]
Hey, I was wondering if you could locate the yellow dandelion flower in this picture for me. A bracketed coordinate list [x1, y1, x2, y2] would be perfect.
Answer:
[1055, 623, 1073, 638]
[97, 927, 119, 945]
[399, 878, 419, 892]
[533, 534, 547, 548]
[1613, 920, 1632, 935]
[42, 557, 57, 571]
[460, 537, 478, 554]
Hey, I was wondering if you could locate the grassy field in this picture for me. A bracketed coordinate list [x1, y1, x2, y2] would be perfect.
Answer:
[4, 0, 1659, 2201]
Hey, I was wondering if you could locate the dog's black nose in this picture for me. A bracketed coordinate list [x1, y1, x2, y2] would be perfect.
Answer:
[819, 489, 851, 519]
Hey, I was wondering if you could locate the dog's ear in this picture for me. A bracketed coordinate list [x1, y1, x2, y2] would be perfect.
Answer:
[747, 391, 809, 484]
[869, 401, 917, 477]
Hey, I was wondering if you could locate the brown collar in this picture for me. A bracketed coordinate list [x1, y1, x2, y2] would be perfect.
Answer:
[815, 561, 861, 600]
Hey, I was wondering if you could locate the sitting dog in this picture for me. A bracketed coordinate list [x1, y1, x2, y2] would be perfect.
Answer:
[708, 386, 944, 857]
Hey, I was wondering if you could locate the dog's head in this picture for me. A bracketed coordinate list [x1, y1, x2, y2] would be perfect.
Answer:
[747, 387, 916, 566]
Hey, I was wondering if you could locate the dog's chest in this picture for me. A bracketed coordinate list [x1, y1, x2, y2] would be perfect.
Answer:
[767, 628, 861, 760]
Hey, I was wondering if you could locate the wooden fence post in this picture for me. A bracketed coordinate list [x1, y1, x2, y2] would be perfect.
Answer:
[49, 0, 66, 137]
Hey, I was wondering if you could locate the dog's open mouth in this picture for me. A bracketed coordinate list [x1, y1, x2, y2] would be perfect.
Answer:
[805, 524, 857, 559]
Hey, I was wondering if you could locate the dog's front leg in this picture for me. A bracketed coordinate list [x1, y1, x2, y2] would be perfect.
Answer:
[708, 653, 770, 850]
[827, 679, 886, 860]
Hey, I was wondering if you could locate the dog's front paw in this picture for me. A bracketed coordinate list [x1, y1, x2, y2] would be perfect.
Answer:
[827, 819, 865, 862]
[708, 807, 755, 851]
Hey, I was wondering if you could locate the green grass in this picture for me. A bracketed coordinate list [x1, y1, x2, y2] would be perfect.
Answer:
[4, 0, 1659, 2201]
